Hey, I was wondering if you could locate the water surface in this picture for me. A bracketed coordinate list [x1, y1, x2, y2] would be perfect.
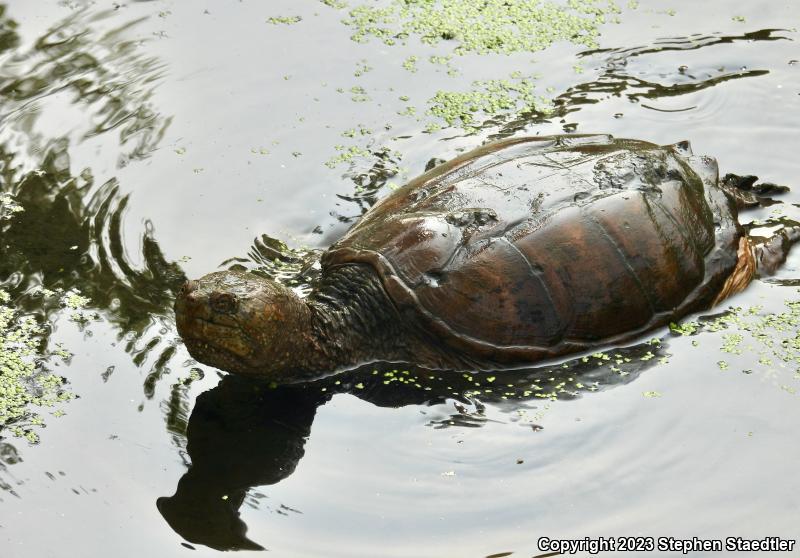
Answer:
[1, 1, 799, 557]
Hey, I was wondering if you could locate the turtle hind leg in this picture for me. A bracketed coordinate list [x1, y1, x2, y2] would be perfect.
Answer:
[751, 223, 800, 276]
[712, 222, 800, 305]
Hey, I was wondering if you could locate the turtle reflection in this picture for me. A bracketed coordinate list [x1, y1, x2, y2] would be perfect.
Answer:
[158, 339, 666, 551]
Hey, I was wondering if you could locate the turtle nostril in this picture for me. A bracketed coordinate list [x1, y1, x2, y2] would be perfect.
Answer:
[180, 280, 199, 298]
[210, 291, 238, 314]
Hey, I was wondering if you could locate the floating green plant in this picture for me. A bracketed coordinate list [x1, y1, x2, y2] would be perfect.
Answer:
[672, 296, 800, 393]
[325, 145, 372, 168]
[320, 0, 349, 9]
[353, 59, 373, 76]
[669, 320, 700, 336]
[425, 73, 553, 132]
[349, 85, 371, 102]
[267, 16, 302, 25]
[402, 55, 419, 72]
[0, 290, 76, 444]
[341, 0, 622, 55]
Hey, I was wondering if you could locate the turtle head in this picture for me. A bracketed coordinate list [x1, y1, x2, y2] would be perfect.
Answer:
[174, 270, 313, 380]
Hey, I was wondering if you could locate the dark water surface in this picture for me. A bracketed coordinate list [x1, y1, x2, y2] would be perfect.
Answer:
[1, 1, 799, 557]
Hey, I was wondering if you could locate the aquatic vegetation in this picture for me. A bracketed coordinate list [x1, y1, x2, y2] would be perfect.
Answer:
[340, 125, 373, 138]
[348, 85, 371, 102]
[0, 193, 23, 220]
[320, 0, 349, 9]
[397, 105, 417, 116]
[428, 54, 459, 76]
[0, 290, 75, 444]
[325, 145, 372, 168]
[353, 59, 373, 76]
[402, 55, 419, 73]
[426, 73, 553, 131]
[669, 320, 699, 335]
[267, 16, 302, 25]
[324, 144, 405, 213]
[672, 297, 800, 392]
[321, 0, 622, 180]
[341, 0, 622, 54]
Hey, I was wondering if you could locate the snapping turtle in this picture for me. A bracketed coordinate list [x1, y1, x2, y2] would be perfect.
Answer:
[175, 134, 797, 382]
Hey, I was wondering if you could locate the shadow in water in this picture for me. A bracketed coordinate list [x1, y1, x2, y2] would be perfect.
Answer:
[158, 339, 668, 550]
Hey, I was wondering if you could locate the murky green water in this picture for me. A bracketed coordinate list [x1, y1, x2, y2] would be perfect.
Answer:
[1, 1, 799, 556]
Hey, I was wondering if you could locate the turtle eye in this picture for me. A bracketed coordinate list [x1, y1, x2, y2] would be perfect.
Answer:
[179, 280, 199, 297]
[210, 292, 238, 315]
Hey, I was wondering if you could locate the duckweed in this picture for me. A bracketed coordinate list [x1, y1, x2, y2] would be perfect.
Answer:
[669, 320, 699, 335]
[349, 85, 370, 102]
[428, 54, 458, 76]
[402, 55, 419, 73]
[0, 290, 75, 444]
[267, 16, 302, 25]
[342, 0, 622, 55]
[721, 333, 743, 355]
[397, 105, 417, 116]
[61, 289, 98, 324]
[320, 0, 348, 9]
[325, 145, 372, 168]
[353, 59, 373, 76]
[340, 124, 373, 138]
[0, 193, 23, 220]
[425, 73, 553, 132]
[693, 299, 800, 378]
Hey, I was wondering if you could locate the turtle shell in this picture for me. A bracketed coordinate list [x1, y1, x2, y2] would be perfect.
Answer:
[322, 134, 742, 363]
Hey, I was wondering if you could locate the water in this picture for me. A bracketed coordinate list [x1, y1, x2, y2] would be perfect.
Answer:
[1, 1, 799, 556]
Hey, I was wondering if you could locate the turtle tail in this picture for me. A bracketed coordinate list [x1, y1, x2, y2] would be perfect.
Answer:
[712, 221, 800, 305]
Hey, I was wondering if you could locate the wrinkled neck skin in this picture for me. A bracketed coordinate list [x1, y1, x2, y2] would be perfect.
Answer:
[305, 265, 486, 378]
[300, 265, 416, 380]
